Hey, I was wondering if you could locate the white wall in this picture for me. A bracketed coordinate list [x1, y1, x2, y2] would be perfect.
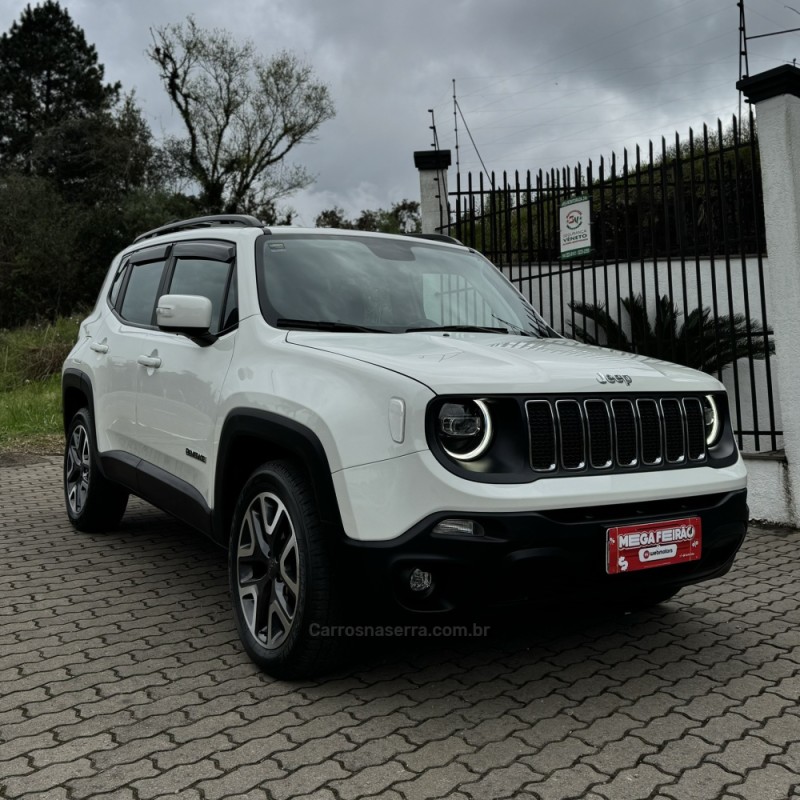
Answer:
[744, 455, 794, 526]
[745, 86, 800, 526]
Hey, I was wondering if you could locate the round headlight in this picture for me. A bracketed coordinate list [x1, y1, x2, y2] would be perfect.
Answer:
[437, 399, 492, 461]
[703, 394, 721, 446]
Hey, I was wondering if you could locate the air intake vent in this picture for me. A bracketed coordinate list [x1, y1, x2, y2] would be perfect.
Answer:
[526, 396, 708, 475]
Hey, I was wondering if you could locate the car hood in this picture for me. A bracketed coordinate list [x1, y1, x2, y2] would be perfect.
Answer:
[286, 331, 722, 395]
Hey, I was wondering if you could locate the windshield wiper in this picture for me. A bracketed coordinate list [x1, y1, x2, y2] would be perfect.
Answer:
[491, 315, 537, 337]
[276, 318, 387, 333]
[404, 324, 510, 334]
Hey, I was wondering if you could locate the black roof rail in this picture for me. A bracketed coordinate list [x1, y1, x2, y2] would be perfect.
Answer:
[405, 232, 463, 246]
[134, 214, 264, 243]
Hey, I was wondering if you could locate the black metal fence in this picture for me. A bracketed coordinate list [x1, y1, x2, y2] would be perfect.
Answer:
[440, 112, 780, 453]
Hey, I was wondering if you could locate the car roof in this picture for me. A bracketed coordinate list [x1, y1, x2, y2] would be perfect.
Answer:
[132, 214, 463, 248]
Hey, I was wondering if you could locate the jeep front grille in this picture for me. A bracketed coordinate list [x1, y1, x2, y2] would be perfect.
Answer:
[526, 396, 707, 474]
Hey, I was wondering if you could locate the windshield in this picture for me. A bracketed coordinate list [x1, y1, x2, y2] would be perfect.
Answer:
[256, 233, 554, 336]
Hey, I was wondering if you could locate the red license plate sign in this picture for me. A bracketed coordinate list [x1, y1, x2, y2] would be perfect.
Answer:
[607, 517, 701, 574]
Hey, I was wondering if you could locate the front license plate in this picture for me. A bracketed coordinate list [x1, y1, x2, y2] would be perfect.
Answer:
[606, 516, 702, 574]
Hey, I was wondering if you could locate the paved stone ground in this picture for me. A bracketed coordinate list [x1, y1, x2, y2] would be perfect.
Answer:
[1, 456, 799, 800]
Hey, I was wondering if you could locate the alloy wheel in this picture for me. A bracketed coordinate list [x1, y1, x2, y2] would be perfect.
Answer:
[65, 424, 91, 515]
[236, 491, 300, 649]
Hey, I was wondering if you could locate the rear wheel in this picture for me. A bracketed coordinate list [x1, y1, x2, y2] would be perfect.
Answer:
[229, 461, 342, 678]
[64, 408, 128, 532]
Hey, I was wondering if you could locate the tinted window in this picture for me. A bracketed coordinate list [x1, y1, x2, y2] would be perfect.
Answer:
[257, 235, 553, 336]
[108, 259, 128, 308]
[422, 273, 495, 327]
[220, 266, 238, 331]
[168, 257, 232, 334]
[119, 260, 166, 325]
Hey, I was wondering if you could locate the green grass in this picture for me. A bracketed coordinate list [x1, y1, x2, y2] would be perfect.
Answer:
[0, 374, 63, 452]
[0, 316, 81, 453]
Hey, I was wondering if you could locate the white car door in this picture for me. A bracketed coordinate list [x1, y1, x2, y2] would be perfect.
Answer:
[134, 240, 238, 505]
[91, 244, 171, 456]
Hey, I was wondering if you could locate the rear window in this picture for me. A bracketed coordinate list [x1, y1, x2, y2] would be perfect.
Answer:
[119, 260, 166, 326]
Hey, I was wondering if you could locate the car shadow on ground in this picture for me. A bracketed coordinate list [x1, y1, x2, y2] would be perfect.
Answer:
[112, 497, 708, 686]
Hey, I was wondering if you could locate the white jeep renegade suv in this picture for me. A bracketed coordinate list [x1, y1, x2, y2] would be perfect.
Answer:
[62, 214, 748, 677]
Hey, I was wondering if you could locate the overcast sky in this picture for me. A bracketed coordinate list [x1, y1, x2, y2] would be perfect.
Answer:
[0, 0, 796, 225]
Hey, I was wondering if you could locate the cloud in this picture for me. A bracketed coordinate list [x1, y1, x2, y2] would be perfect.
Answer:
[0, 0, 795, 220]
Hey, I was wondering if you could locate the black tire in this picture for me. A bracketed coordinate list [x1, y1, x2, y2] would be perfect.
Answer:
[64, 408, 129, 532]
[229, 461, 343, 679]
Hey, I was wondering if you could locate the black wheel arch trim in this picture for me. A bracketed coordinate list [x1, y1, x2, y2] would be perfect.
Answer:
[62, 369, 117, 484]
[62, 369, 95, 436]
[214, 409, 343, 544]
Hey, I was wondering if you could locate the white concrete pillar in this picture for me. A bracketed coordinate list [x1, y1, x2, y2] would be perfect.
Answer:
[738, 65, 800, 524]
[413, 150, 451, 234]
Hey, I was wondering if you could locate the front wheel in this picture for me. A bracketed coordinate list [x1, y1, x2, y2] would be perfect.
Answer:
[229, 461, 342, 678]
[64, 408, 128, 532]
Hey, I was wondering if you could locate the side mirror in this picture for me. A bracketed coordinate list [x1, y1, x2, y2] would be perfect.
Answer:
[156, 294, 213, 335]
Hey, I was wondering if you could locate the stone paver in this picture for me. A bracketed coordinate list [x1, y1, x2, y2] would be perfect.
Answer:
[2, 456, 800, 799]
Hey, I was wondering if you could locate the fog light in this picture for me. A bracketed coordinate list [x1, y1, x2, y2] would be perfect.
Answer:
[432, 519, 484, 537]
[409, 568, 433, 592]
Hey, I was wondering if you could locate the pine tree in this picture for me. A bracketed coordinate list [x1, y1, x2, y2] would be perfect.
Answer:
[0, 1, 119, 170]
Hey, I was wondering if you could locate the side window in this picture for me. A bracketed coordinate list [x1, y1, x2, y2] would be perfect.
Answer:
[167, 257, 233, 334]
[220, 266, 238, 332]
[119, 260, 167, 326]
[108, 259, 129, 308]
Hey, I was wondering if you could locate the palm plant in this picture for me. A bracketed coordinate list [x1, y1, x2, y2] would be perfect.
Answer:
[569, 293, 773, 375]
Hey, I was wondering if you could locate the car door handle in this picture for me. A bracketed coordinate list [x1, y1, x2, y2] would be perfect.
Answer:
[90, 342, 109, 354]
[137, 355, 162, 369]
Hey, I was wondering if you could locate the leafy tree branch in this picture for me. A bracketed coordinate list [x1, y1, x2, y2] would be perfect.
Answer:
[148, 16, 335, 213]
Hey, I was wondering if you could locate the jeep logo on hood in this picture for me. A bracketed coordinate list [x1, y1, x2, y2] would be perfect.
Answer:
[597, 372, 632, 386]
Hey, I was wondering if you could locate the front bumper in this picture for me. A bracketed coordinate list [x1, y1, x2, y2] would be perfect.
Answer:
[332, 449, 749, 542]
[342, 489, 748, 613]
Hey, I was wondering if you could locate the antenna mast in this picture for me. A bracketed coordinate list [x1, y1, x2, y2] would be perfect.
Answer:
[738, 0, 750, 80]
[428, 108, 440, 150]
[738, 0, 750, 127]
[427, 108, 448, 229]
[453, 79, 460, 175]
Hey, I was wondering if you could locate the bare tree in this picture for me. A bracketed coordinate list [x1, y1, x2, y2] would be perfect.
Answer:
[148, 17, 335, 214]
